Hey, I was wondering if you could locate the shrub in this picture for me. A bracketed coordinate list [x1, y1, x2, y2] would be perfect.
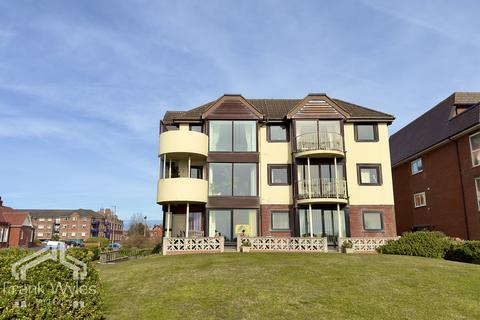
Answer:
[341, 240, 353, 249]
[121, 234, 156, 249]
[85, 237, 109, 248]
[445, 240, 480, 264]
[151, 242, 162, 254]
[0, 248, 103, 319]
[377, 231, 452, 258]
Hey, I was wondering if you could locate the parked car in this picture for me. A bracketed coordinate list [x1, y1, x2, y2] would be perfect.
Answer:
[108, 243, 122, 250]
[65, 239, 84, 247]
[46, 241, 66, 250]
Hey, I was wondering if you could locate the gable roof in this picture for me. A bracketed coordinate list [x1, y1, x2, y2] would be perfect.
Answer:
[390, 92, 480, 166]
[0, 213, 9, 225]
[162, 94, 394, 123]
[2, 212, 31, 227]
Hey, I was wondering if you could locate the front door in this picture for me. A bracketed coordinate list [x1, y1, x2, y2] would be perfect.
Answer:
[172, 214, 186, 237]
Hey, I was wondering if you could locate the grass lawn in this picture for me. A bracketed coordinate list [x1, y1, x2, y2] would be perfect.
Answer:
[98, 253, 480, 320]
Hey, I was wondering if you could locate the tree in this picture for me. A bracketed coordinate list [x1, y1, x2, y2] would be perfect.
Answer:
[127, 214, 150, 237]
[51, 234, 60, 241]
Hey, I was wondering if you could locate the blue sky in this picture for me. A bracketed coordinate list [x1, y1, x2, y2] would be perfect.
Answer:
[1, 1, 479, 220]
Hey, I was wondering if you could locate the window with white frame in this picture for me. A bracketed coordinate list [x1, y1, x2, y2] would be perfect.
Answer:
[37, 232, 44, 237]
[62, 232, 67, 237]
[470, 132, 480, 166]
[475, 178, 480, 211]
[411, 158, 423, 174]
[414, 192, 427, 208]
[271, 211, 290, 230]
[81, 232, 86, 237]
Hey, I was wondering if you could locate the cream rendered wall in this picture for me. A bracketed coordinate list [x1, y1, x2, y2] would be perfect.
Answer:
[344, 123, 395, 205]
[258, 125, 293, 204]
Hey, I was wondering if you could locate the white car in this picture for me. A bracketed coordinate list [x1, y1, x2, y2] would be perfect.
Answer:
[46, 241, 66, 250]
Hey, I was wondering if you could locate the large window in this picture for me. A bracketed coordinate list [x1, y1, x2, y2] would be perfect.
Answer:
[267, 124, 289, 142]
[209, 121, 257, 152]
[208, 163, 257, 196]
[411, 158, 423, 175]
[354, 124, 378, 142]
[470, 132, 480, 167]
[189, 124, 203, 132]
[0, 226, 8, 243]
[271, 211, 290, 230]
[414, 192, 427, 208]
[268, 165, 290, 185]
[208, 209, 258, 241]
[362, 212, 383, 231]
[298, 208, 347, 244]
[357, 164, 382, 185]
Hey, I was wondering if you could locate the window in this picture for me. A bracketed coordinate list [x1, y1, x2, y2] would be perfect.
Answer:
[38, 225, 44, 229]
[20, 230, 24, 240]
[190, 166, 203, 179]
[268, 165, 290, 185]
[355, 124, 378, 142]
[37, 232, 44, 237]
[271, 211, 290, 230]
[357, 164, 382, 185]
[72, 217, 77, 221]
[71, 232, 76, 237]
[411, 158, 423, 174]
[233, 164, 257, 196]
[363, 212, 384, 231]
[209, 121, 257, 152]
[476, 178, 480, 211]
[414, 192, 427, 208]
[189, 212, 202, 231]
[72, 225, 77, 229]
[0, 227, 9, 242]
[82, 225, 87, 229]
[208, 163, 257, 196]
[39, 218, 45, 222]
[62, 232, 67, 237]
[81, 232, 86, 237]
[189, 124, 203, 133]
[470, 132, 480, 167]
[267, 124, 289, 142]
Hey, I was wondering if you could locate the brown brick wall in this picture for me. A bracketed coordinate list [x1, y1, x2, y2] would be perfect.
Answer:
[8, 226, 34, 247]
[392, 136, 480, 239]
[260, 205, 294, 236]
[348, 205, 396, 237]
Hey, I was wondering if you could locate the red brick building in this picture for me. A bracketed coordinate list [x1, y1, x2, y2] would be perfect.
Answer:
[0, 197, 35, 248]
[98, 208, 124, 242]
[390, 92, 480, 240]
[0, 212, 10, 248]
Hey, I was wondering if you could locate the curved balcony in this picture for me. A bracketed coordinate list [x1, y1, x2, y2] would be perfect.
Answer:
[159, 130, 208, 157]
[295, 132, 344, 158]
[296, 178, 348, 204]
[157, 178, 208, 204]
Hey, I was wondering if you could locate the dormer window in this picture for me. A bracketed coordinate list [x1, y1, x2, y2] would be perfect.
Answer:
[450, 104, 474, 119]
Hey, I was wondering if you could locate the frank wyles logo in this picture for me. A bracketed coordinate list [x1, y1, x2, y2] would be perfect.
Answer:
[12, 247, 88, 281]
[5, 247, 94, 309]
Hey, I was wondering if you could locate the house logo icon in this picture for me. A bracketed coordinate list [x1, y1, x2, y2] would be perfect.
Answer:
[11, 247, 88, 281]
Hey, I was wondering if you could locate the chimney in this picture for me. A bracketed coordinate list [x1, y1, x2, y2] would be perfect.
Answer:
[0, 196, 3, 207]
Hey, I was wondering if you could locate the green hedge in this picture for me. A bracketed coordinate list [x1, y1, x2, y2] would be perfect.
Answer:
[0, 248, 103, 319]
[445, 241, 480, 264]
[377, 231, 452, 258]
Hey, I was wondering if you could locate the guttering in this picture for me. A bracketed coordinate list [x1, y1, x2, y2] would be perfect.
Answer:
[450, 137, 471, 240]
[392, 123, 480, 168]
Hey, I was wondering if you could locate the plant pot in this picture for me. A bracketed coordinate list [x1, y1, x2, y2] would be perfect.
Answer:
[342, 247, 354, 254]
[241, 246, 251, 253]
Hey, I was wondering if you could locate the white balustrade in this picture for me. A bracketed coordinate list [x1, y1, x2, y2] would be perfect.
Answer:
[163, 236, 224, 255]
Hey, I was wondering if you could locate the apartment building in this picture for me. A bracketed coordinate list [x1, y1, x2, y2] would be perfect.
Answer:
[23, 209, 106, 241]
[98, 208, 124, 242]
[157, 93, 396, 247]
[390, 92, 480, 240]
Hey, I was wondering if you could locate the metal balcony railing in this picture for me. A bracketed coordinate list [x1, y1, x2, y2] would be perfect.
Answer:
[297, 177, 347, 200]
[295, 132, 344, 153]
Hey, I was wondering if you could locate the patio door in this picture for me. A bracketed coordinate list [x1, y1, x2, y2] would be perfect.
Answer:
[172, 214, 186, 237]
[208, 209, 258, 243]
[298, 208, 347, 245]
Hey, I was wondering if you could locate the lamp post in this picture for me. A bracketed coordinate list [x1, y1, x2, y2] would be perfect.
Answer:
[144, 215, 148, 237]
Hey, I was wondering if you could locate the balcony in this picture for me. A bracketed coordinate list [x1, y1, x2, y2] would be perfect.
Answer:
[295, 132, 344, 158]
[297, 178, 348, 204]
[159, 130, 208, 157]
[157, 178, 208, 204]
